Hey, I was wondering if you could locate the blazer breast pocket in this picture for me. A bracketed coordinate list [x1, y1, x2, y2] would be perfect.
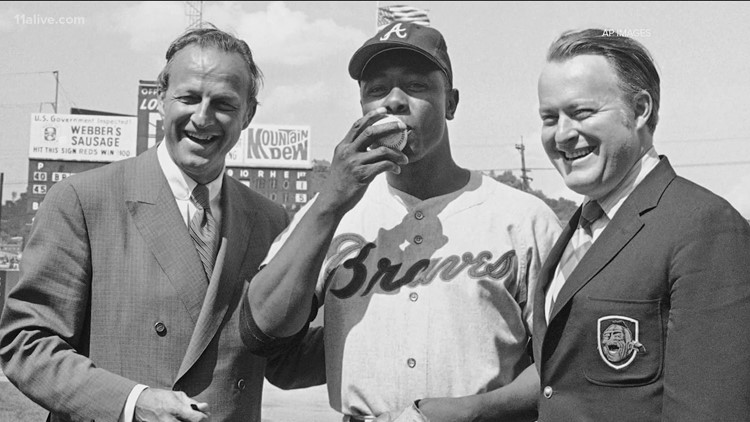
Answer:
[583, 297, 664, 387]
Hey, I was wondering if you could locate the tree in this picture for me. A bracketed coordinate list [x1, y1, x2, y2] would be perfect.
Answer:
[491, 170, 578, 223]
[1, 192, 32, 244]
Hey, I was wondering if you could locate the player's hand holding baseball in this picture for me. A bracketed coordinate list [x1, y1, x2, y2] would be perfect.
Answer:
[316, 106, 408, 217]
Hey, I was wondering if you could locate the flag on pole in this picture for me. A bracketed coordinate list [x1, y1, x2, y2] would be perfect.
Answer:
[377, 4, 430, 30]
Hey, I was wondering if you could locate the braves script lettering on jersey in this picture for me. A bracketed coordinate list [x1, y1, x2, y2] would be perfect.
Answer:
[263, 171, 561, 416]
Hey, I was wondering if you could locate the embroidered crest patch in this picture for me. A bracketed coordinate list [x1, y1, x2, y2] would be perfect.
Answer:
[597, 316, 643, 370]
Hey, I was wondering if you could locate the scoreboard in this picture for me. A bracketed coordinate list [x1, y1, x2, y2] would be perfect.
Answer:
[27, 160, 316, 215]
[27, 160, 106, 213]
[227, 167, 310, 212]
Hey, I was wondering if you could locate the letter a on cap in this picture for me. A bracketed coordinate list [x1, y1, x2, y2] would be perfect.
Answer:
[380, 23, 408, 41]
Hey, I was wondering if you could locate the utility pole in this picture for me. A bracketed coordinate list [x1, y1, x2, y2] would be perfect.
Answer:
[53, 71, 59, 113]
[515, 136, 532, 192]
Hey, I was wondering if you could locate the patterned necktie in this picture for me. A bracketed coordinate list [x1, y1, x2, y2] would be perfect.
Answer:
[546, 200, 605, 321]
[189, 184, 219, 281]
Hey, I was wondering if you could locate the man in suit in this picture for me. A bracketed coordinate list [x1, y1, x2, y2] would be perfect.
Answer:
[533, 28, 750, 421]
[0, 26, 322, 422]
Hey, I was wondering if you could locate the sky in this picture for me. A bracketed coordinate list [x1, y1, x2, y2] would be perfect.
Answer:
[1, 1, 749, 217]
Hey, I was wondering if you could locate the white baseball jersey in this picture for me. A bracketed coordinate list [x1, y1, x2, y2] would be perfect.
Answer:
[264, 171, 561, 416]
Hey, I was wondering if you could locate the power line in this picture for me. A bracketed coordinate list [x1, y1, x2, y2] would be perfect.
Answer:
[0, 70, 58, 76]
[454, 136, 749, 149]
[0, 103, 50, 109]
[58, 82, 78, 109]
[659, 137, 748, 144]
[481, 160, 750, 173]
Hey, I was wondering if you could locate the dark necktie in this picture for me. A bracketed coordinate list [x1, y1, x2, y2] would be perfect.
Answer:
[579, 200, 605, 235]
[189, 184, 219, 281]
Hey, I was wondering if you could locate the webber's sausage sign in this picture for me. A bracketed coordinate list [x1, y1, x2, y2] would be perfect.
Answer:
[29, 113, 138, 162]
[227, 124, 311, 169]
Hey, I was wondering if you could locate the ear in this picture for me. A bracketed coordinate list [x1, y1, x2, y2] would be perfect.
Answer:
[633, 90, 652, 131]
[243, 102, 257, 129]
[445, 88, 459, 121]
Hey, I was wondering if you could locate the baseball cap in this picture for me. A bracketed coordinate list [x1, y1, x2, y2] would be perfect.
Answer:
[348, 22, 453, 85]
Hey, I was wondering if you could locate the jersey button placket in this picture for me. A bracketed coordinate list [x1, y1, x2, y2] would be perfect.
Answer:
[414, 210, 424, 245]
[408, 210, 424, 377]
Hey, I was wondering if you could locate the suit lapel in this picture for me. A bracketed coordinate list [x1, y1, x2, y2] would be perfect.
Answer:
[533, 209, 578, 363]
[547, 157, 677, 323]
[176, 177, 259, 380]
[125, 147, 207, 325]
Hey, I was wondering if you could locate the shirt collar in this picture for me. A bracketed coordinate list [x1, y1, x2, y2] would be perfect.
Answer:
[157, 142, 224, 202]
[589, 146, 660, 220]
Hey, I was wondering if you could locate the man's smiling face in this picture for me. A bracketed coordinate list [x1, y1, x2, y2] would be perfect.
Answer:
[538, 54, 646, 200]
[159, 44, 253, 184]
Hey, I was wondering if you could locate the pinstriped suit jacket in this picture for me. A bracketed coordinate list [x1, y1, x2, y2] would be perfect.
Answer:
[0, 146, 324, 421]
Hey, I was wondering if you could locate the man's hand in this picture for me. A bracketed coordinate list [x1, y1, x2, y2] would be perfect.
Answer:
[374, 412, 394, 422]
[134, 388, 209, 422]
[417, 397, 473, 422]
[386, 401, 432, 422]
[316, 107, 409, 217]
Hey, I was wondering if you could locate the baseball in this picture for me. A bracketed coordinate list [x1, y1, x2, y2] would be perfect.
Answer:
[370, 115, 408, 151]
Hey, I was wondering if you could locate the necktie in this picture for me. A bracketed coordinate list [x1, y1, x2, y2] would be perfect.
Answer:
[189, 184, 219, 281]
[546, 200, 604, 321]
[579, 200, 605, 236]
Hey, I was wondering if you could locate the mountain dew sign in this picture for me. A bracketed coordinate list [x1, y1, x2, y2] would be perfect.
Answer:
[226, 124, 311, 169]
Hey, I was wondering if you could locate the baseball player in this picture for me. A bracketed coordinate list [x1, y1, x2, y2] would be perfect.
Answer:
[241, 22, 561, 421]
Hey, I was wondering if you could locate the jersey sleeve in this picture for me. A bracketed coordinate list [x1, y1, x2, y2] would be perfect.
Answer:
[517, 202, 563, 336]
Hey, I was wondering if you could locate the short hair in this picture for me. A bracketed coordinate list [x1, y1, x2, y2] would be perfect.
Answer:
[547, 29, 660, 133]
[157, 24, 263, 108]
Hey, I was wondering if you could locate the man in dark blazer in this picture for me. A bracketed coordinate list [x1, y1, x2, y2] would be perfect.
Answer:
[0, 26, 322, 421]
[533, 29, 750, 421]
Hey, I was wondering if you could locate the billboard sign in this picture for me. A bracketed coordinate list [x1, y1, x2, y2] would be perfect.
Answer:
[29, 113, 137, 162]
[227, 124, 312, 169]
[136, 80, 163, 154]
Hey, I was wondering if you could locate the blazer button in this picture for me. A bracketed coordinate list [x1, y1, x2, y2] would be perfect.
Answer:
[543, 386, 554, 399]
[237, 378, 246, 391]
[154, 321, 167, 336]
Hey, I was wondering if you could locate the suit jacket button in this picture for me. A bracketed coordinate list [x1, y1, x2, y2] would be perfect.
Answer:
[543, 386, 553, 398]
[154, 321, 167, 336]
[237, 378, 246, 391]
